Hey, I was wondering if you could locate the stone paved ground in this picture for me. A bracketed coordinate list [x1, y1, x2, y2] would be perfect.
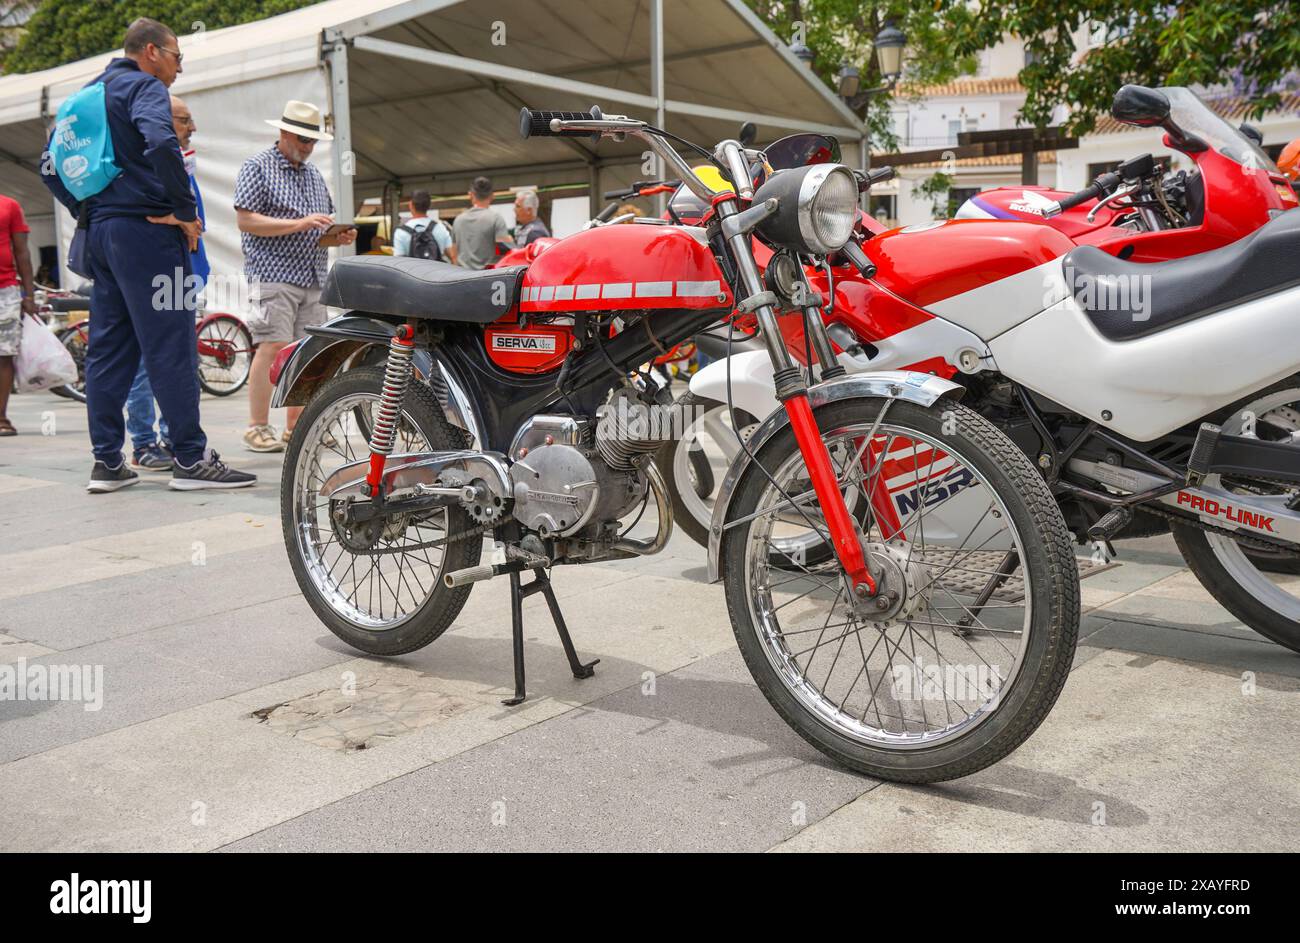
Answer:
[1, 388, 1297, 852]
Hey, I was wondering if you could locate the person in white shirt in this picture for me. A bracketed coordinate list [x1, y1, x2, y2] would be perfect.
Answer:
[392, 189, 454, 263]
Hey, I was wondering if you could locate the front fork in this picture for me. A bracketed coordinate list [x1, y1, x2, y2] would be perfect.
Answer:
[721, 214, 878, 598]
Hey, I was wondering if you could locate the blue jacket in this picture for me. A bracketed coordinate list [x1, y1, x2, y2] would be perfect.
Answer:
[185, 157, 210, 284]
[42, 58, 196, 224]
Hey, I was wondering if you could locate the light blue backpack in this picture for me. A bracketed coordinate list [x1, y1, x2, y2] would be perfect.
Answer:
[49, 74, 120, 200]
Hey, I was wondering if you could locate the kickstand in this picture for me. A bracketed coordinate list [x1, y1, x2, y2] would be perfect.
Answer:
[503, 567, 599, 706]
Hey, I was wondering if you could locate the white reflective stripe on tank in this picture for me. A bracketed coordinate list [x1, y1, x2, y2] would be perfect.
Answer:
[520, 280, 723, 302]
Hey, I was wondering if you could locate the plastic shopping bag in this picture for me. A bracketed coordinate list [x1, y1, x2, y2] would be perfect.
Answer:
[15, 313, 79, 392]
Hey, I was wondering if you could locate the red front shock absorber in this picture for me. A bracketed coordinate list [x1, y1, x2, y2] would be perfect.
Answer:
[365, 324, 416, 496]
[783, 393, 877, 597]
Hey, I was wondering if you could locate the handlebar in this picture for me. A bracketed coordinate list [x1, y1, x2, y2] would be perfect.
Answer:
[520, 106, 717, 204]
[518, 108, 607, 138]
[519, 107, 647, 139]
[855, 166, 895, 192]
[602, 180, 677, 200]
[1045, 171, 1123, 217]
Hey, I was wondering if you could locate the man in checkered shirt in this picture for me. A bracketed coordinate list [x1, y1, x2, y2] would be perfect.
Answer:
[235, 99, 356, 453]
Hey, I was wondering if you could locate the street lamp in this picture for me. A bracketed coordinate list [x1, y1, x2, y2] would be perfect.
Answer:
[837, 22, 908, 182]
[837, 22, 907, 110]
[791, 42, 816, 70]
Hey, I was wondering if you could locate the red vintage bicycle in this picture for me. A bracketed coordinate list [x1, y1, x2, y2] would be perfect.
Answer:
[39, 286, 254, 402]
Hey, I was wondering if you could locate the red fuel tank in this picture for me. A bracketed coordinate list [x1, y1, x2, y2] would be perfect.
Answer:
[520, 224, 732, 314]
[865, 219, 1075, 309]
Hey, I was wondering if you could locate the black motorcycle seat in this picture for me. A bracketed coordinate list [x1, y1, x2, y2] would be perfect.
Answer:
[1063, 209, 1300, 341]
[49, 296, 91, 312]
[320, 256, 525, 324]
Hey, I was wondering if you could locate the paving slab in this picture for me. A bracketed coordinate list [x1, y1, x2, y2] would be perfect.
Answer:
[771, 647, 1300, 852]
[223, 648, 875, 853]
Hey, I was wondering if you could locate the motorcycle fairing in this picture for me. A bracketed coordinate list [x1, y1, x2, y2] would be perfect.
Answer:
[688, 311, 991, 424]
[987, 280, 1300, 441]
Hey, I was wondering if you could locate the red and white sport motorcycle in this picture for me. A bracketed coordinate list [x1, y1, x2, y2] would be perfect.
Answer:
[675, 85, 1300, 652]
[274, 107, 1082, 783]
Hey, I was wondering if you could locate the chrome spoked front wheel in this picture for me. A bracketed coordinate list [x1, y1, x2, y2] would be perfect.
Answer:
[722, 396, 1079, 783]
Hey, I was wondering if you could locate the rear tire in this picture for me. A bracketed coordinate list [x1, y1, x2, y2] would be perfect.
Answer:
[281, 366, 483, 656]
[1171, 377, 1300, 654]
[1173, 525, 1300, 653]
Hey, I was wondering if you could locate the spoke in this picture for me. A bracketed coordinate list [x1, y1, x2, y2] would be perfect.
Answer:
[801, 588, 844, 680]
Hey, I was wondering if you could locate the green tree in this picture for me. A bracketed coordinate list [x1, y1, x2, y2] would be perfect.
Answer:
[746, 1, 977, 151]
[941, 1, 1300, 134]
[3, 0, 317, 73]
[0, 1, 38, 70]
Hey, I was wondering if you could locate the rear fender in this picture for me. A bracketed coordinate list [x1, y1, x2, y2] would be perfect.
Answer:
[270, 313, 485, 446]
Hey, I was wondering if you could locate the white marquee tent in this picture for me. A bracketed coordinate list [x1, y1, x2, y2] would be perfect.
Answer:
[0, 0, 863, 305]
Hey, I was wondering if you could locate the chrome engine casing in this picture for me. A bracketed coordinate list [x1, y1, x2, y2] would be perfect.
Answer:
[508, 415, 644, 538]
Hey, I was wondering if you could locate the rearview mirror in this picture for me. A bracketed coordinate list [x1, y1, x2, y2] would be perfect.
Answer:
[739, 122, 758, 147]
[764, 133, 841, 171]
[1111, 85, 1170, 128]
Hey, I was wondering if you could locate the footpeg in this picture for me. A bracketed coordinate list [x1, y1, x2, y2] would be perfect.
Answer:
[1087, 505, 1133, 541]
[1186, 423, 1221, 486]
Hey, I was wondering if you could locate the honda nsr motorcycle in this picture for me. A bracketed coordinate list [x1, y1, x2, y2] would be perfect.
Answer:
[274, 107, 1081, 783]
[679, 85, 1300, 652]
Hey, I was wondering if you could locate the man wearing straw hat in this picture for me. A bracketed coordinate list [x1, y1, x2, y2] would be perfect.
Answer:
[235, 99, 356, 453]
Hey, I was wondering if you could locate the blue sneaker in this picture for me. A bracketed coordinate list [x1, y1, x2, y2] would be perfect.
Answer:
[131, 444, 174, 472]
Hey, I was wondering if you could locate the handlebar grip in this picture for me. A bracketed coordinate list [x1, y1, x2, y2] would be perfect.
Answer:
[595, 202, 621, 222]
[855, 166, 895, 192]
[518, 108, 599, 139]
[1055, 184, 1102, 212]
[1056, 171, 1123, 212]
[603, 186, 635, 200]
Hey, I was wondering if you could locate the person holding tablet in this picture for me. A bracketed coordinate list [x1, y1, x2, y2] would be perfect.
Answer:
[234, 99, 356, 453]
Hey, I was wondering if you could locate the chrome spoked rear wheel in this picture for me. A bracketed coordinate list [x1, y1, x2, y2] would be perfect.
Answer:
[281, 366, 482, 656]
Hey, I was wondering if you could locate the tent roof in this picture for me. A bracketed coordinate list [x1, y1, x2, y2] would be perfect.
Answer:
[0, 0, 859, 145]
[0, 0, 863, 217]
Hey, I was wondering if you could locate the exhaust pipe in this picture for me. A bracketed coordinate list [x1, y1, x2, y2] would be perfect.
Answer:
[611, 458, 673, 556]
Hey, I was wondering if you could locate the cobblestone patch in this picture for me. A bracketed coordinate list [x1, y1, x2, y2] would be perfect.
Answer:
[251, 665, 479, 752]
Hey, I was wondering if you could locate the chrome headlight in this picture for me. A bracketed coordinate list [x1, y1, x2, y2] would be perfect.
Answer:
[753, 163, 858, 255]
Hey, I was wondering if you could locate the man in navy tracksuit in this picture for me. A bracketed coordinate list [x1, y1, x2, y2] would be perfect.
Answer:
[41, 17, 254, 492]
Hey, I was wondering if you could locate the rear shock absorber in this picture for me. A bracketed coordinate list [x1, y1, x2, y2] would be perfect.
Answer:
[365, 324, 416, 496]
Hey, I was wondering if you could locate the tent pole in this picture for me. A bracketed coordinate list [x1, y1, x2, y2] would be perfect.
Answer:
[324, 34, 355, 257]
[650, 0, 666, 216]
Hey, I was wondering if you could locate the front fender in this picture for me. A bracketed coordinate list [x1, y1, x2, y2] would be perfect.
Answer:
[705, 370, 965, 583]
[270, 313, 485, 446]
